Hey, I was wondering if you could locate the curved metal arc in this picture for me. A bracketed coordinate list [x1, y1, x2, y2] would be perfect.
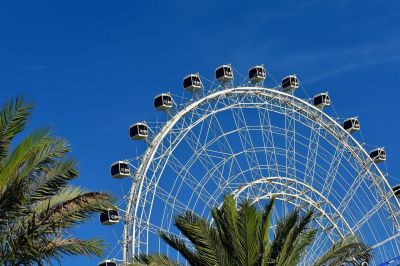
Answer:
[230, 176, 352, 237]
[124, 86, 399, 260]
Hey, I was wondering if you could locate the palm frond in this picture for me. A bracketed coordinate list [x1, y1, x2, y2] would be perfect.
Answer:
[277, 210, 314, 265]
[0, 127, 53, 189]
[284, 229, 317, 266]
[152, 194, 372, 266]
[211, 194, 240, 262]
[0, 96, 113, 265]
[269, 208, 299, 261]
[313, 235, 372, 266]
[236, 199, 261, 266]
[260, 197, 275, 266]
[174, 212, 219, 266]
[159, 231, 201, 265]
[34, 187, 113, 231]
[30, 159, 79, 201]
[0, 129, 61, 229]
[133, 254, 180, 266]
[39, 237, 104, 258]
[0, 95, 33, 161]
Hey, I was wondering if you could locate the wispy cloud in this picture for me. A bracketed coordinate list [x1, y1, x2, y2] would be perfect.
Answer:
[276, 41, 400, 83]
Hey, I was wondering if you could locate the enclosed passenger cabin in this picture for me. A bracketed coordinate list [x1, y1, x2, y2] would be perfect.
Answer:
[215, 65, 233, 82]
[154, 93, 173, 111]
[393, 185, 400, 198]
[313, 93, 331, 109]
[183, 74, 202, 92]
[369, 148, 386, 163]
[248, 65, 266, 83]
[100, 209, 120, 225]
[343, 118, 360, 133]
[281, 75, 299, 93]
[110, 161, 130, 178]
[98, 260, 117, 266]
[129, 122, 148, 140]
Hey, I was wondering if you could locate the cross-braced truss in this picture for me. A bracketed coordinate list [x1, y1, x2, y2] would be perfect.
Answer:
[111, 85, 400, 265]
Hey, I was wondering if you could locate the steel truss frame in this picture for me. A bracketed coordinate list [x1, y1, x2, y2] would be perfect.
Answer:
[121, 87, 400, 264]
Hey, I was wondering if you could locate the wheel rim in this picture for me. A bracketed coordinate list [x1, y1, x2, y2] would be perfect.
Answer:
[119, 86, 400, 264]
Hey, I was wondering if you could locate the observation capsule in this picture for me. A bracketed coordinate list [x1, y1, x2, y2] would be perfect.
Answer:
[100, 209, 120, 225]
[343, 118, 360, 133]
[369, 148, 386, 163]
[215, 64, 233, 82]
[183, 74, 202, 92]
[110, 161, 130, 178]
[281, 75, 299, 93]
[249, 65, 266, 83]
[129, 122, 148, 140]
[154, 93, 173, 111]
[313, 93, 331, 109]
[393, 185, 400, 198]
[98, 260, 117, 266]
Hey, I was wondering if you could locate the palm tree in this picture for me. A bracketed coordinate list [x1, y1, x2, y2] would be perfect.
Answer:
[133, 195, 372, 266]
[0, 96, 113, 265]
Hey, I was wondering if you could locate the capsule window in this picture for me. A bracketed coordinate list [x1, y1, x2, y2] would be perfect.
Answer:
[224, 66, 232, 76]
[183, 74, 202, 92]
[119, 163, 129, 175]
[111, 161, 130, 178]
[98, 260, 117, 266]
[393, 185, 400, 198]
[281, 75, 299, 93]
[138, 125, 147, 135]
[313, 93, 330, 108]
[249, 66, 266, 83]
[369, 148, 386, 163]
[183, 77, 192, 88]
[163, 95, 172, 105]
[192, 76, 201, 85]
[130, 126, 137, 137]
[110, 164, 119, 177]
[100, 209, 120, 225]
[216, 67, 224, 79]
[370, 150, 379, 158]
[249, 68, 257, 79]
[154, 96, 163, 108]
[130, 123, 148, 140]
[314, 96, 323, 106]
[154, 93, 173, 111]
[343, 120, 352, 130]
[343, 118, 360, 133]
[282, 77, 291, 88]
[215, 65, 233, 82]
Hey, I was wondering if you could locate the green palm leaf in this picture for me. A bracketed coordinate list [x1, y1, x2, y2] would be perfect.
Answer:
[137, 194, 372, 266]
[313, 235, 372, 266]
[30, 159, 79, 200]
[237, 200, 261, 266]
[211, 194, 240, 263]
[133, 254, 180, 266]
[159, 232, 201, 265]
[173, 212, 219, 266]
[0, 95, 33, 161]
[0, 96, 113, 264]
[259, 197, 275, 266]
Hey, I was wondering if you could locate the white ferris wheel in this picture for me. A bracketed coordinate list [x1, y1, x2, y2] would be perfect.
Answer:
[99, 64, 400, 266]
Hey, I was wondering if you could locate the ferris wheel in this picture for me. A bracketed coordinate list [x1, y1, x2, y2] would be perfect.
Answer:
[99, 64, 400, 266]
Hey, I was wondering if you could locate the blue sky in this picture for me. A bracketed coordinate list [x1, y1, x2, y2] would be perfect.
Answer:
[1, 0, 400, 265]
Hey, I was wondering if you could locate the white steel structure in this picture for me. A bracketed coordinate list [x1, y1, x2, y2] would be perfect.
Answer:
[108, 67, 400, 265]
